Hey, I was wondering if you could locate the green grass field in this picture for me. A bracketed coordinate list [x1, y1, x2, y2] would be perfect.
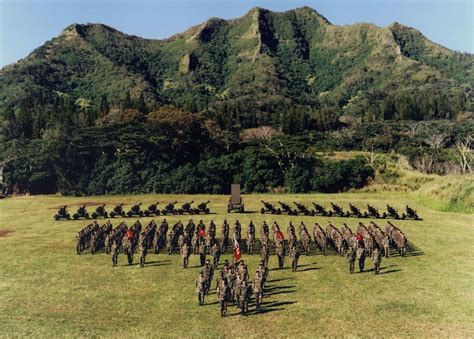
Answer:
[0, 192, 473, 337]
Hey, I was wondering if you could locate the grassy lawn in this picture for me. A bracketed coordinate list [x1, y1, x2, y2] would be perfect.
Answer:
[0, 192, 473, 337]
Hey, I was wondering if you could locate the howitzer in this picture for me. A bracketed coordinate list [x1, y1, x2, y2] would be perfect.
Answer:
[161, 201, 178, 215]
[294, 202, 313, 216]
[260, 200, 281, 214]
[348, 204, 363, 218]
[54, 206, 70, 221]
[383, 205, 400, 219]
[366, 204, 380, 218]
[312, 203, 330, 216]
[73, 205, 90, 220]
[279, 201, 297, 215]
[92, 204, 108, 219]
[403, 205, 422, 220]
[330, 203, 347, 217]
[144, 202, 160, 216]
[110, 203, 125, 218]
[127, 203, 143, 217]
[178, 201, 194, 215]
[194, 201, 210, 214]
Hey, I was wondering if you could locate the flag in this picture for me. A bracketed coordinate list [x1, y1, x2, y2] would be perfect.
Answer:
[276, 230, 284, 241]
[356, 233, 363, 241]
[233, 236, 241, 262]
[198, 228, 206, 238]
[126, 229, 134, 240]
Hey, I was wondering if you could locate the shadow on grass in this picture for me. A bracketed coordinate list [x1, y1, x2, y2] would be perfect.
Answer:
[296, 267, 321, 272]
[265, 285, 295, 292]
[267, 277, 294, 283]
[265, 290, 297, 296]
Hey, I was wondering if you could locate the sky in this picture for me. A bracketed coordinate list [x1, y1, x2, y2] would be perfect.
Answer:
[0, 0, 472, 67]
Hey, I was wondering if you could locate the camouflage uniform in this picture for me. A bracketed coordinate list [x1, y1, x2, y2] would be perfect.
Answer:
[356, 247, 366, 272]
[167, 231, 174, 254]
[240, 281, 252, 316]
[182, 242, 191, 268]
[275, 240, 285, 269]
[210, 242, 221, 270]
[198, 239, 206, 267]
[371, 247, 382, 274]
[138, 234, 148, 268]
[260, 244, 270, 267]
[289, 246, 300, 272]
[111, 240, 119, 267]
[202, 260, 214, 294]
[347, 246, 356, 273]
[196, 272, 206, 306]
[253, 272, 263, 312]
[217, 279, 231, 317]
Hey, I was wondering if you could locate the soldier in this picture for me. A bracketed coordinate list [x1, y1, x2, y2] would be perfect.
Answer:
[253, 271, 263, 312]
[138, 232, 148, 268]
[167, 230, 174, 254]
[202, 260, 214, 294]
[182, 242, 191, 268]
[196, 271, 206, 306]
[260, 243, 270, 267]
[371, 246, 382, 274]
[289, 245, 300, 272]
[220, 220, 230, 251]
[275, 238, 285, 269]
[210, 242, 221, 270]
[347, 246, 356, 273]
[216, 278, 231, 317]
[111, 240, 119, 268]
[356, 245, 366, 273]
[198, 238, 207, 267]
[240, 281, 252, 316]
[247, 221, 256, 254]
[178, 233, 185, 255]
[192, 230, 199, 254]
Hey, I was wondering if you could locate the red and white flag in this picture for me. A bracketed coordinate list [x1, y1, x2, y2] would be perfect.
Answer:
[233, 236, 241, 262]
[198, 228, 206, 238]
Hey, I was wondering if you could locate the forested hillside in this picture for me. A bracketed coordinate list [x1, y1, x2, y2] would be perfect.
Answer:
[0, 7, 472, 195]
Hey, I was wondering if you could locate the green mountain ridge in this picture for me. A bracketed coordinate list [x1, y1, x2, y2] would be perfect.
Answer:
[0, 6, 473, 136]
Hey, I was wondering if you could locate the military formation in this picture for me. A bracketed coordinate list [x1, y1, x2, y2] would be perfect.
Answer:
[76, 218, 410, 315]
[55, 201, 211, 220]
[260, 201, 422, 220]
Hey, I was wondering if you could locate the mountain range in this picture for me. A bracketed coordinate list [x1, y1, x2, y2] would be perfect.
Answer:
[0, 6, 472, 135]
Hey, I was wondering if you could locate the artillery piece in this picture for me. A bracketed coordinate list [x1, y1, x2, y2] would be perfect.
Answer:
[403, 205, 422, 220]
[348, 204, 364, 218]
[73, 205, 89, 220]
[194, 201, 210, 214]
[91, 204, 108, 219]
[294, 202, 314, 216]
[312, 203, 330, 216]
[161, 201, 178, 215]
[54, 206, 70, 220]
[366, 204, 380, 218]
[260, 200, 281, 214]
[144, 202, 160, 217]
[178, 201, 194, 215]
[330, 203, 348, 217]
[279, 201, 297, 215]
[383, 205, 400, 219]
[109, 203, 126, 218]
[127, 203, 144, 217]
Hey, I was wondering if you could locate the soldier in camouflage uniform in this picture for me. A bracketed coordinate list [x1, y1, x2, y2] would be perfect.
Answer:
[275, 238, 286, 269]
[371, 246, 382, 274]
[210, 242, 221, 270]
[111, 240, 119, 267]
[253, 271, 264, 312]
[216, 278, 231, 317]
[220, 220, 230, 252]
[198, 238, 207, 267]
[240, 281, 252, 316]
[196, 271, 206, 306]
[182, 241, 191, 268]
[347, 246, 356, 273]
[138, 232, 148, 268]
[246, 221, 256, 254]
[260, 243, 270, 267]
[289, 245, 300, 272]
[203, 260, 214, 294]
[167, 230, 174, 254]
[356, 245, 366, 273]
